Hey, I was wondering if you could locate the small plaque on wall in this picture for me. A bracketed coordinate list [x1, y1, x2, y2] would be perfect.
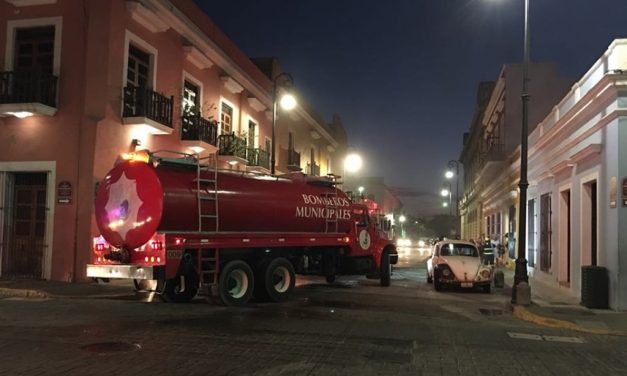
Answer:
[610, 176, 617, 208]
[57, 181, 72, 204]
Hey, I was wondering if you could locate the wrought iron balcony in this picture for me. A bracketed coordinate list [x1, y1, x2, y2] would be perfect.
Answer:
[218, 133, 247, 160]
[0, 70, 58, 116]
[181, 115, 218, 147]
[247, 148, 271, 170]
[122, 85, 173, 134]
[306, 162, 320, 176]
[287, 149, 301, 171]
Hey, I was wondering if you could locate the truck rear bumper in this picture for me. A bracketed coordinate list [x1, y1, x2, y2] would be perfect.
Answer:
[86, 264, 154, 280]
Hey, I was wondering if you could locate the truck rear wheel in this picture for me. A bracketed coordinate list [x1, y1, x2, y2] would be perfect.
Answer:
[218, 260, 254, 306]
[380, 251, 391, 287]
[263, 257, 295, 302]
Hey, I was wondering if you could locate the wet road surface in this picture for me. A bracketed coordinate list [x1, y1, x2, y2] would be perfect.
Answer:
[1, 247, 626, 375]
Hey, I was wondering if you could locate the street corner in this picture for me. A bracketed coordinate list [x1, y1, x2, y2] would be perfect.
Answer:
[511, 303, 627, 337]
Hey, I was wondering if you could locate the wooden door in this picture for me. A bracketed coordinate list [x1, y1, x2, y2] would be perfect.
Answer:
[540, 193, 551, 272]
[5, 173, 47, 278]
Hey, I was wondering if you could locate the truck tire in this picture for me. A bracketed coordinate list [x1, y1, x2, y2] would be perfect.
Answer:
[263, 257, 295, 302]
[162, 272, 198, 303]
[218, 260, 254, 306]
[380, 251, 391, 287]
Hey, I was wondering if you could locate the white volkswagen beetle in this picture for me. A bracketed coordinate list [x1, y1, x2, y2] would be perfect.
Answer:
[427, 240, 492, 293]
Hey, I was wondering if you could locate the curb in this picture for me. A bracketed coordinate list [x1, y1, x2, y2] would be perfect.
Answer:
[511, 304, 627, 337]
[0, 287, 134, 300]
[0, 287, 49, 299]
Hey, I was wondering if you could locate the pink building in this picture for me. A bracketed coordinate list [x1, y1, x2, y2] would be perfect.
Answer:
[0, 0, 327, 281]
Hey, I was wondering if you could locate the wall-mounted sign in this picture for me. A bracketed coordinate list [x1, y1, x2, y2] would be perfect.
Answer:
[609, 176, 617, 208]
[57, 181, 72, 204]
[623, 178, 627, 207]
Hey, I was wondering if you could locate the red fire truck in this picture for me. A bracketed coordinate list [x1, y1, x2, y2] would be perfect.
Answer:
[86, 150, 397, 306]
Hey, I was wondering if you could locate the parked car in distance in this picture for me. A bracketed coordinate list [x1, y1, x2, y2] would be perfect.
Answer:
[426, 240, 492, 293]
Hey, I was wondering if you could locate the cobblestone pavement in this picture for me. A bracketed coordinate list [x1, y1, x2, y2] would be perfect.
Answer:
[1, 248, 626, 376]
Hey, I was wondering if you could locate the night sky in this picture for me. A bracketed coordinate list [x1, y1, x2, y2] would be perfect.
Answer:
[195, 0, 627, 216]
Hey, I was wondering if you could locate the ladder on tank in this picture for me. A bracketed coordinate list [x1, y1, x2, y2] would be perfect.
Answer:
[196, 152, 219, 233]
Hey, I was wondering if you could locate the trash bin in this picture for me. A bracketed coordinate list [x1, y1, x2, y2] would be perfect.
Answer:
[581, 266, 609, 309]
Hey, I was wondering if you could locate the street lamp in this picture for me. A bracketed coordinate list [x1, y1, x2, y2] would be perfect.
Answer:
[344, 153, 363, 174]
[446, 160, 461, 237]
[271, 72, 296, 175]
[487, 0, 531, 303]
[511, 0, 531, 304]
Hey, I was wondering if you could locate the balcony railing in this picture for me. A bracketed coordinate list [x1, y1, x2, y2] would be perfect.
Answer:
[0, 70, 58, 107]
[307, 162, 320, 176]
[123, 85, 173, 128]
[218, 133, 247, 159]
[181, 115, 218, 147]
[247, 148, 271, 170]
[287, 149, 300, 169]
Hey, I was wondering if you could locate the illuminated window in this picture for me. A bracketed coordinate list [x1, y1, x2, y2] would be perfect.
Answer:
[221, 102, 233, 134]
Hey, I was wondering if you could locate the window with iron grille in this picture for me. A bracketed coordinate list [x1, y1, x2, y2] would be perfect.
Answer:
[221, 102, 233, 134]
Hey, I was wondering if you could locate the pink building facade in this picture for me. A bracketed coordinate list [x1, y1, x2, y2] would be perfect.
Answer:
[0, 0, 343, 282]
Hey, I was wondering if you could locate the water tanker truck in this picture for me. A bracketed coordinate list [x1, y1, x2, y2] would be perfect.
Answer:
[86, 150, 397, 305]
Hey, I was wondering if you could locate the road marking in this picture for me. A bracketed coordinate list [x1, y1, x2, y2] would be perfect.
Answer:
[507, 332, 585, 343]
[507, 332, 543, 340]
[543, 335, 585, 343]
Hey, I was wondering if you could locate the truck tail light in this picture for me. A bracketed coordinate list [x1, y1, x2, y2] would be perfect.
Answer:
[174, 237, 185, 246]
[151, 241, 163, 250]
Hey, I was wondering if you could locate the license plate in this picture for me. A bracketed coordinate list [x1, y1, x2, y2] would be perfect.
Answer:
[461, 282, 473, 288]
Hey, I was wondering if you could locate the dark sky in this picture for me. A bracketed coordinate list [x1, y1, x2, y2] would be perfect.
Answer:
[195, 0, 627, 215]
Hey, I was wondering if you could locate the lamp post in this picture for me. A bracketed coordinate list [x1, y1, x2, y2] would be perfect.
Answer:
[271, 72, 296, 175]
[399, 215, 406, 238]
[446, 160, 461, 237]
[440, 182, 452, 216]
[510, 0, 531, 304]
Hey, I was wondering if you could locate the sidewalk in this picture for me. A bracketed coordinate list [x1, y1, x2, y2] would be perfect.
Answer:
[499, 267, 627, 336]
[0, 278, 135, 299]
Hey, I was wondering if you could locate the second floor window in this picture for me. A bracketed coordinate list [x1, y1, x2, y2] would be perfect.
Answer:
[248, 120, 257, 148]
[14, 26, 55, 74]
[127, 45, 150, 88]
[182, 80, 199, 115]
[221, 102, 233, 134]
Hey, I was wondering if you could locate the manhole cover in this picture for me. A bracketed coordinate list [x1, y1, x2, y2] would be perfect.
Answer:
[81, 342, 141, 354]
[479, 308, 504, 316]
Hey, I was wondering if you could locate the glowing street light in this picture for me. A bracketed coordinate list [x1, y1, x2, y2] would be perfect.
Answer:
[399, 215, 406, 223]
[445, 170, 454, 179]
[358, 186, 365, 194]
[442, 202, 449, 208]
[271, 72, 297, 175]
[440, 188, 450, 197]
[344, 153, 363, 173]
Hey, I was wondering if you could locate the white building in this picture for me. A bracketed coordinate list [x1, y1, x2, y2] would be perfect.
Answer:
[525, 39, 627, 309]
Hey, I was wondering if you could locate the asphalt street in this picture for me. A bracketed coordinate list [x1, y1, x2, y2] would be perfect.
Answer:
[1, 247, 626, 376]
